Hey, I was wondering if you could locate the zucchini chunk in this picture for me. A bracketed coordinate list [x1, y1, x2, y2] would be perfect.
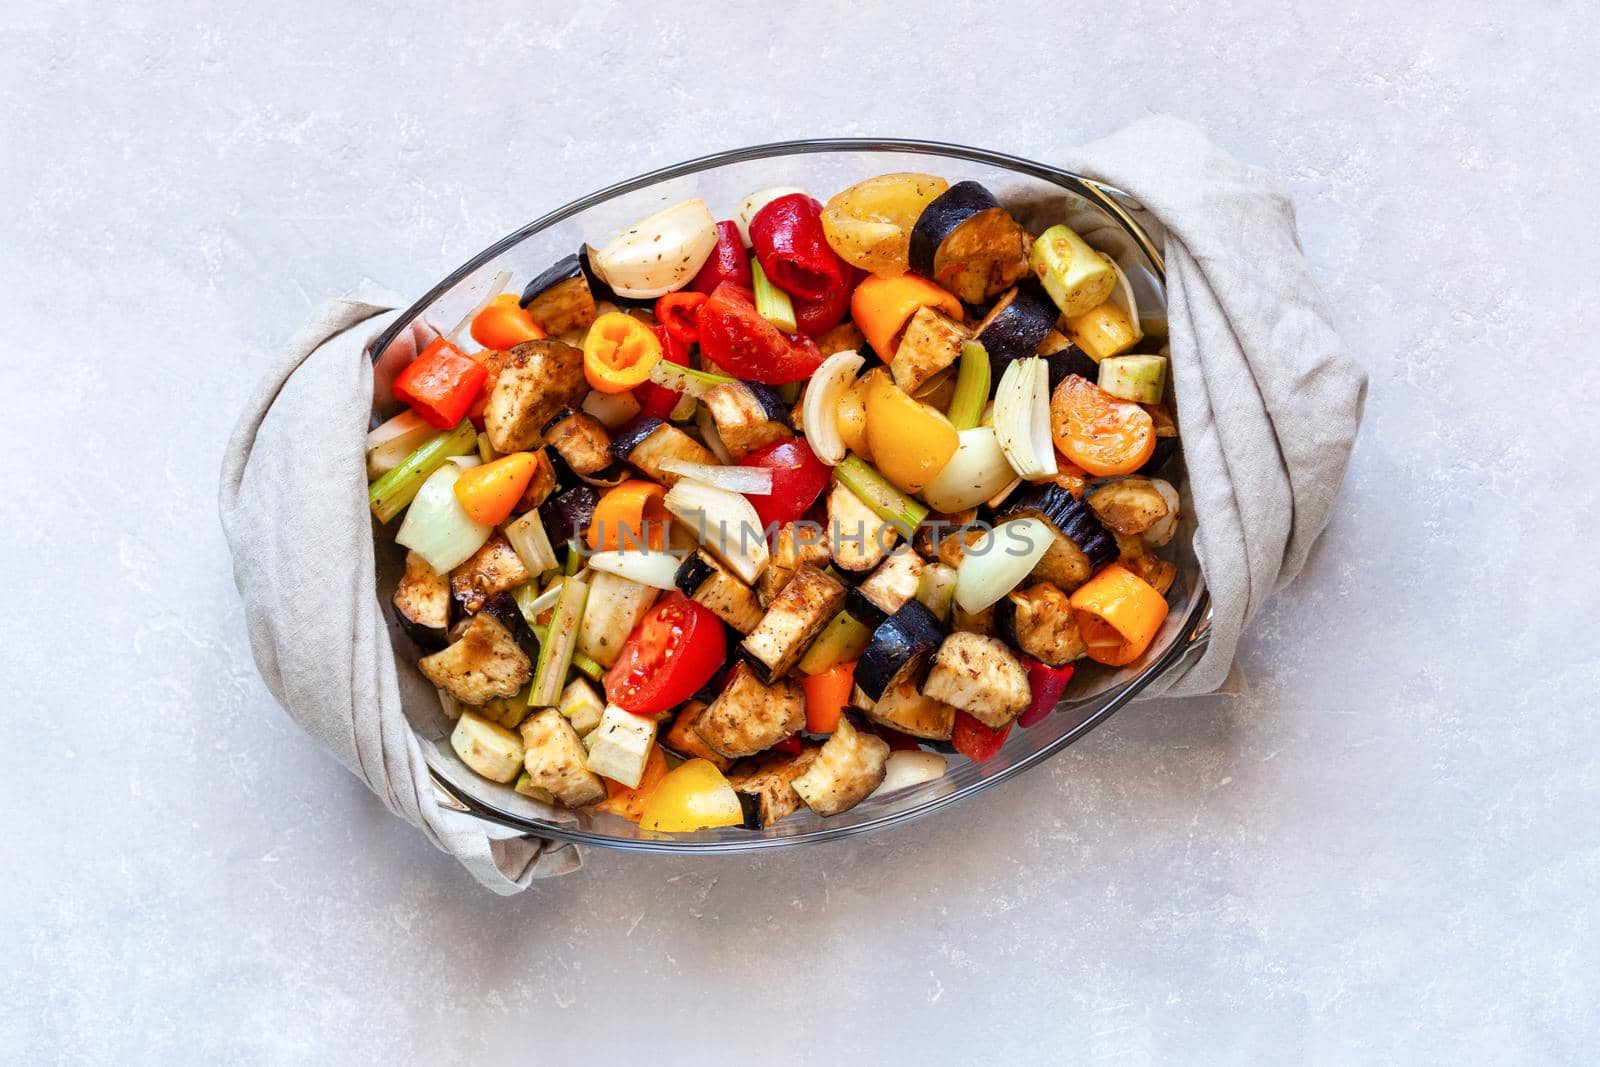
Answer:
[727, 747, 821, 827]
[790, 715, 890, 816]
[585, 703, 659, 789]
[994, 582, 1084, 667]
[558, 677, 606, 736]
[418, 613, 532, 706]
[449, 534, 530, 616]
[520, 252, 601, 336]
[1000, 484, 1116, 591]
[700, 381, 792, 459]
[611, 417, 717, 487]
[740, 564, 847, 682]
[483, 339, 588, 453]
[827, 480, 897, 574]
[662, 700, 733, 771]
[922, 632, 1030, 728]
[866, 680, 955, 741]
[759, 521, 832, 607]
[450, 710, 525, 783]
[889, 305, 970, 396]
[974, 281, 1056, 371]
[850, 550, 926, 624]
[542, 408, 624, 487]
[692, 662, 805, 759]
[519, 708, 607, 807]
[1029, 224, 1118, 319]
[1086, 477, 1171, 537]
[513, 448, 559, 513]
[909, 181, 1031, 303]
[393, 549, 450, 647]
[1065, 301, 1141, 361]
[676, 550, 765, 634]
[856, 598, 946, 702]
[578, 570, 658, 668]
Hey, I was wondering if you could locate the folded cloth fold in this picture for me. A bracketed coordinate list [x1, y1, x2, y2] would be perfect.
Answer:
[219, 117, 1364, 891]
[220, 292, 580, 892]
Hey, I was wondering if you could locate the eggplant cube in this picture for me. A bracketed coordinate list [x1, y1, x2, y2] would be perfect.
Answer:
[558, 677, 606, 737]
[790, 716, 889, 817]
[759, 521, 833, 607]
[676, 550, 765, 634]
[662, 700, 734, 771]
[922, 632, 1030, 728]
[585, 703, 659, 789]
[855, 550, 926, 618]
[728, 748, 821, 827]
[701, 381, 793, 460]
[520, 708, 606, 807]
[450, 710, 525, 783]
[693, 662, 805, 759]
[484, 339, 588, 453]
[450, 534, 531, 616]
[890, 305, 970, 395]
[418, 613, 532, 706]
[393, 550, 450, 647]
[740, 564, 847, 682]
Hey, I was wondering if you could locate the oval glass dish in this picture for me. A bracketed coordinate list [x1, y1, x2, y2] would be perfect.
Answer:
[368, 139, 1210, 853]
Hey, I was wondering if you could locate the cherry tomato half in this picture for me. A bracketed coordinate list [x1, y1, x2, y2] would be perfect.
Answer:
[742, 438, 830, 530]
[604, 592, 725, 715]
[698, 282, 826, 384]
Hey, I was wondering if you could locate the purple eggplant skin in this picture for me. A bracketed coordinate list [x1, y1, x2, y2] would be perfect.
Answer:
[745, 382, 792, 425]
[909, 181, 1003, 278]
[845, 586, 889, 632]
[521, 253, 583, 308]
[1001, 484, 1118, 571]
[610, 416, 666, 462]
[977, 280, 1056, 372]
[1137, 436, 1180, 478]
[538, 485, 600, 550]
[1044, 347, 1100, 391]
[856, 599, 946, 702]
[480, 592, 542, 665]
[736, 791, 764, 830]
[391, 602, 449, 651]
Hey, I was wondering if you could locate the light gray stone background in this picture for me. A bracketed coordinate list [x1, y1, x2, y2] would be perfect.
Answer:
[3, 1, 1595, 1062]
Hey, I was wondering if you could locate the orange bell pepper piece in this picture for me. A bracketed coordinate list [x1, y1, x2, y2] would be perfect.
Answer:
[801, 660, 855, 734]
[849, 273, 963, 359]
[587, 480, 669, 551]
[1069, 564, 1170, 666]
[584, 311, 663, 393]
[452, 452, 539, 525]
[595, 744, 669, 823]
[470, 293, 545, 351]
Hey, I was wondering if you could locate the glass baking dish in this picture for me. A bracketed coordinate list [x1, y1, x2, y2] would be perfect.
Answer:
[367, 139, 1210, 853]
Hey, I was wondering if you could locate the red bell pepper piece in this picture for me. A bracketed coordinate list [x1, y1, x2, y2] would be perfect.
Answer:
[634, 324, 690, 420]
[748, 194, 850, 302]
[690, 220, 753, 294]
[770, 733, 805, 757]
[866, 721, 922, 752]
[792, 267, 858, 337]
[1019, 659, 1075, 728]
[655, 291, 708, 347]
[392, 338, 488, 429]
[951, 711, 1011, 763]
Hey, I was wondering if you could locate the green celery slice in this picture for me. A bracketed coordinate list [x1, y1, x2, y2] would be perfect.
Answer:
[367, 420, 477, 523]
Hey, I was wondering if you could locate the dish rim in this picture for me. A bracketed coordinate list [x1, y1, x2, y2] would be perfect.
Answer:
[369, 137, 1209, 853]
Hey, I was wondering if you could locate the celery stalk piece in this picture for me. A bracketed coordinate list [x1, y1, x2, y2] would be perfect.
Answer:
[798, 611, 873, 675]
[564, 539, 582, 576]
[947, 341, 991, 431]
[751, 260, 798, 334]
[835, 456, 929, 538]
[529, 622, 604, 681]
[368, 420, 478, 523]
[648, 358, 734, 399]
[529, 577, 589, 707]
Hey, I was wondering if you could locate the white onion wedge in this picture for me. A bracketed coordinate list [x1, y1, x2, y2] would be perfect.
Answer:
[992, 357, 1057, 481]
[586, 551, 683, 591]
[659, 460, 773, 495]
[801, 349, 865, 465]
[581, 388, 641, 429]
[1141, 478, 1181, 547]
[920, 428, 1018, 513]
[366, 410, 436, 479]
[953, 517, 1054, 614]
[664, 479, 768, 584]
[396, 464, 492, 573]
[592, 199, 718, 299]
[736, 186, 807, 245]
[870, 750, 948, 797]
[502, 509, 558, 575]
[1104, 256, 1145, 347]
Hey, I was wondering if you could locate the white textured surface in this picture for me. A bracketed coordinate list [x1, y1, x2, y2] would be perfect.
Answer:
[4, 2, 1597, 1062]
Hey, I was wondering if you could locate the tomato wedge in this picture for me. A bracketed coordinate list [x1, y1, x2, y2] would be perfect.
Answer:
[742, 438, 830, 530]
[634, 324, 690, 420]
[604, 592, 725, 715]
[1049, 374, 1156, 477]
[698, 282, 826, 384]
